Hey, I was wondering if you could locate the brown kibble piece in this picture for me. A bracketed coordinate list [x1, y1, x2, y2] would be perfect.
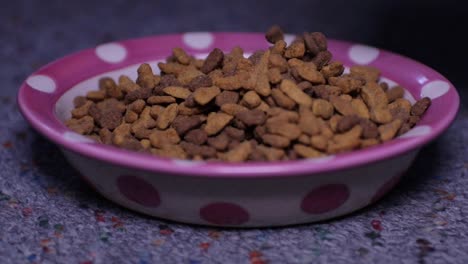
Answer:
[298, 134, 311, 145]
[361, 138, 380, 148]
[193, 86, 221, 105]
[298, 109, 322, 136]
[328, 76, 364, 94]
[310, 135, 328, 151]
[269, 54, 288, 72]
[136, 64, 156, 89]
[411, 97, 431, 116]
[284, 40, 305, 58]
[265, 25, 284, 44]
[156, 103, 179, 129]
[360, 119, 379, 139]
[147, 96, 176, 105]
[336, 115, 361, 133]
[386, 86, 405, 103]
[172, 115, 203, 135]
[221, 103, 249, 116]
[99, 128, 112, 144]
[303, 32, 327, 55]
[207, 132, 230, 150]
[129, 99, 146, 113]
[262, 134, 290, 148]
[379, 119, 402, 142]
[125, 87, 152, 102]
[351, 99, 370, 119]
[280, 79, 313, 106]
[321, 61, 344, 79]
[71, 100, 93, 118]
[66, 116, 94, 135]
[99, 77, 123, 99]
[201, 48, 224, 74]
[370, 108, 393, 124]
[311, 51, 332, 69]
[149, 128, 181, 148]
[204, 112, 233, 135]
[271, 89, 296, 110]
[215, 91, 239, 107]
[184, 129, 208, 145]
[310, 85, 341, 100]
[73, 96, 87, 108]
[271, 40, 287, 55]
[188, 75, 213, 91]
[224, 126, 245, 141]
[266, 121, 301, 140]
[257, 145, 285, 161]
[295, 63, 326, 84]
[235, 109, 267, 126]
[112, 124, 132, 146]
[124, 110, 139, 123]
[268, 68, 282, 84]
[119, 75, 140, 93]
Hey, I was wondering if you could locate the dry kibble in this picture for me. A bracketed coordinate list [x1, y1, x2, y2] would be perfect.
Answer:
[66, 25, 430, 162]
[193, 86, 221, 105]
[280, 79, 313, 106]
[204, 112, 233, 135]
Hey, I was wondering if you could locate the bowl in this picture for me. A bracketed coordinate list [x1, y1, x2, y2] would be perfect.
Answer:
[17, 32, 459, 227]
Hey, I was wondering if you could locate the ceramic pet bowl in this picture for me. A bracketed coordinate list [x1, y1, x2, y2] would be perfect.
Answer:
[18, 32, 459, 227]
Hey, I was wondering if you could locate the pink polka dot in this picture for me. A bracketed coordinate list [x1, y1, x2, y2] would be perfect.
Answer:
[371, 173, 404, 203]
[117, 175, 160, 207]
[301, 184, 350, 214]
[200, 202, 249, 225]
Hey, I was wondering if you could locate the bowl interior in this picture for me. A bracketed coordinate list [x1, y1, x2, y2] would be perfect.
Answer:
[19, 32, 460, 177]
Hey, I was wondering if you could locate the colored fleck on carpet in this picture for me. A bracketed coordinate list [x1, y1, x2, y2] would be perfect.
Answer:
[2, 1, 468, 263]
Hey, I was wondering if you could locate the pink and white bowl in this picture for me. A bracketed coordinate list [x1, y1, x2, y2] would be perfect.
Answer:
[17, 32, 459, 227]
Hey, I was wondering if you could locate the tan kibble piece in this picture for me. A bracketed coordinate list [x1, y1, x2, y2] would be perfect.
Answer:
[271, 89, 296, 110]
[298, 134, 311, 145]
[204, 112, 233, 135]
[178, 67, 204, 85]
[386, 86, 405, 103]
[242, 91, 261, 108]
[379, 119, 402, 142]
[312, 99, 334, 119]
[140, 139, 151, 149]
[350, 65, 380, 82]
[262, 134, 291, 148]
[157, 62, 186, 75]
[361, 82, 388, 109]
[310, 135, 328, 151]
[253, 50, 272, 96]
[330, 95, 356, 116]
[328, 125, 362, 153]
[149, 128, 181, 148]
[119, 75, 140, 93]
[287, 58, 304, 68]
[389, 98, 412, 114]
[147, 96, 176, 105]
[257, 145, 285, 161]
[267, 108, 300, 122]
[293, 144, 323, 158]
[136, 64, 156, 89]
[295, 63, 326, 84]
[219, 141, 252, 162]
[124, 110, 139, 123]
[178, 102, 202, 115]
[156, 103, 179, 129]
[71, 100, 93, 118]
[361, 138, 380, 148]
[193, 86, 221, 105]
[86, 90, 106, 101]
[320, 61, 345, 79]
[334, 125, 362, 143]
[151, 144, 187, 159]
[284, 41, 306, 58]
[99, 128, 112, 144]
[280, 79, 313, 106]
[329, 115, 343, 132]
[351, 99, 370, 119]
[269, 53, 288, 72]
[163, 86, 191, 99]
[268, 68, 282, 84]
[213, 72, 246, 90]
[129, 99, 146, 113]
[370, 108, 393, 124]
[266, 121, 301, 140]
[298, 109, 322, 136]
[66, 116, 94, 135]
[271, 40, 287, 55]
[112, 123, 132, 146]
[149, 105, 165, 119]
[254, 101, 270, 112]
[220, 103, 249, 116]
[172, 47, 191, 65]
[328, 76, 364, 94]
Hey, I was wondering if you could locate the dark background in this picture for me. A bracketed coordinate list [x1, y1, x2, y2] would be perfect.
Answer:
[1, 0, 466, 106]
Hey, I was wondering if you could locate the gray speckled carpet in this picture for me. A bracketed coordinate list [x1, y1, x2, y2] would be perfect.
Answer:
[1, 1, 468, 263]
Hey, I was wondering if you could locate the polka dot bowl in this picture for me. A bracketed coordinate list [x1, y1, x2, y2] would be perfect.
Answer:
[17, 32, 459, 227]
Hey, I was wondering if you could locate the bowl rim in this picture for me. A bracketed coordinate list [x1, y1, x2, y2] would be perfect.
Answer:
[17, 32, 460, 178]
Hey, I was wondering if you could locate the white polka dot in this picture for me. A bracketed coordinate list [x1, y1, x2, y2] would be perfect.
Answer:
[95, 43, 127, 63]
[420, 80, 450, 100]
[348, 45, 380, 65]
[182, 32, 214, 50]
[26, 75, 56, 93]
[343, 67, 350, 74]
[398, 125, 432, 139]
[63, 132, 95, 143]
[172, 159, 205, 167]
[284, 34, 296, 45]
[303, 155, 336, 163]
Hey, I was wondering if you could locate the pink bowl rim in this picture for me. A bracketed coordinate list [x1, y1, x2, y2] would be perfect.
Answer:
[17, 32, 460, 178]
